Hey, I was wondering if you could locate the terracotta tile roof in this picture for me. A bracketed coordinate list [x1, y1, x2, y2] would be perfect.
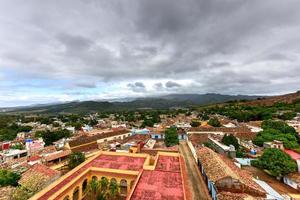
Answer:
[286, 172, 300, 183]
[188, 134, 209, 146]
[188, 126, 256, 140]
[43, 150, 72, 162]
[197, 147, 265, 195]
[217, 192, 263, 200]
[68, 129, 129, 147]
[19, 164, 60, 186]
[0, 186, 15, 200]
[28, 155, 41, 162]
[284, 149, 300, 160]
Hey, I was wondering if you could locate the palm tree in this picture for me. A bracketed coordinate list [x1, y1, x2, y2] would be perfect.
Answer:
[86, 179, 101, 200]
[99, 177, 109, 193]
[86, 178, 120, 200]
[108, 181, 120, 200]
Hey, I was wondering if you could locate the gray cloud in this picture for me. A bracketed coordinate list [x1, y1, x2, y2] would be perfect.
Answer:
[1, 0, 300, 106]
[127, 82, 146, 93]
[165, 81, 181, 88]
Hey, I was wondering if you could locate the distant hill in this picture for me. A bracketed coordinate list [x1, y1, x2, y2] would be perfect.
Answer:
[161, 93, 262, 104]
[0, 93, 263, 114]
[243, 90, 300, 106]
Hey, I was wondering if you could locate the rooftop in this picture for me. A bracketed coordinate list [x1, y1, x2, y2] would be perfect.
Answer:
[19, 164, 60, 186]
[197, 147, 265, 195]
[35, 153, 147, 200]
[130, 170, 184, 200]
[130, 155, 184, 200]
[284, 149, 300, 160]
[92, 154, 145, 171]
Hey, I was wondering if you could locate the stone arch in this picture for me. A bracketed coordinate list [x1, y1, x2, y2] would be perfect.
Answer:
[92, 176, 98, 182]
[82, 179, 88, 194]
[72, 186, 80, 200]
[63, 195, 70, 200]
[120, 179, 128, 195]
[110, 178, 117, 184]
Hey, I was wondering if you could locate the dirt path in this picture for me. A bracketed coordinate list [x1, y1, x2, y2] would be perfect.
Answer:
[179, 141, 211, 200]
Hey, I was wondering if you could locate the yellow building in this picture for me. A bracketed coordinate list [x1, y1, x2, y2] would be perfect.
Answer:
[31, 151, 189, 200]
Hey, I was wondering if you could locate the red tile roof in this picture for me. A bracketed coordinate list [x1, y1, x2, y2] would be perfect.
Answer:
[19, 164, 60, 185]
[284, 149, 300, 160]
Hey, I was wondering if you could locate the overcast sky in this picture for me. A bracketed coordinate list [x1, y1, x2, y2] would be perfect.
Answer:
[1, 0, 300, 107]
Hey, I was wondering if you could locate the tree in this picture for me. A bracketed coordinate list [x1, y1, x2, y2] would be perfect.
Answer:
[190, 121, 200, 127]
[251, 148, 297, 177]
[164, 127, 179, 147]
[278, 112, 297, 120]
[108, 181, 119, 200]
[253, 129, 299, 149]
[222, 134, 239, 150]
[208, 117, 221, 127]
[68, 152, 85, 169]
[0, 169, 20, 186]
[36, 129, 71, 146]
[86, 178, 117, 200]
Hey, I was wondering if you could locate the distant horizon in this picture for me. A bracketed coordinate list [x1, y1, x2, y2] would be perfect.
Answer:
[2, 90, 298, 108]
[1, 1, 300, 107]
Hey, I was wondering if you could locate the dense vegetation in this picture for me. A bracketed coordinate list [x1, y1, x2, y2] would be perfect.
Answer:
[221, 134, 246, 158]
[164, 127, 179, 147]
[251, 148, 297, 177]
[68, 152, 86, 169]
[35, 129, 71, 146]
[190, 120, 201, 127]
[0, 169, 20, 186]
[253, 120, 299, 150]
[0, 115, 32, 141]
[200, 100, 300, 122]
[208, 117, 221, 127]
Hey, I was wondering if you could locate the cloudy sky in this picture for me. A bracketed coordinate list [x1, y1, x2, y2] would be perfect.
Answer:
[1, 0, 300, 107]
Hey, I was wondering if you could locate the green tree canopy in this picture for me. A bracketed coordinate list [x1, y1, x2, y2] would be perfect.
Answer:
[190, 120, 200, 127]
[251, 148, 297, 177]
[208, 117, 221, 127]
[35, 129, 71, 146]
[68, 152, 86, 169]
[164, 127, 179, 147]
[0, 169, 20, 187]
[222, 134, 239, 150]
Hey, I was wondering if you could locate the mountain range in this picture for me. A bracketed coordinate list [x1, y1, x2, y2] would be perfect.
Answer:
[0, 93, 263, 114]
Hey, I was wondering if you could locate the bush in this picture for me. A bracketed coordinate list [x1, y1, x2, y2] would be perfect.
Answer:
[222, 134, 239, 150]
[208, 117, 221, 127]
[251, 148, 297, 177]
[0, 169, 20, 186]
[190, 121, 200, 127]
[68, 152, 85, 169]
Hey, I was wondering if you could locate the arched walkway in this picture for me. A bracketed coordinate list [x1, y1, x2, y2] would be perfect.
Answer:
[120, 179, 127, 195]
[63, 195, 70, 200]
[82, 179, 88, 194]
[92, 176, 98, 182]
[72, 186, 80, 200]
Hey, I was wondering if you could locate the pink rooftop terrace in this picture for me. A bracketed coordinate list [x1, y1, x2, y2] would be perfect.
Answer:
[37, 154, 146, 200]
[130, 155, 184, 200]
